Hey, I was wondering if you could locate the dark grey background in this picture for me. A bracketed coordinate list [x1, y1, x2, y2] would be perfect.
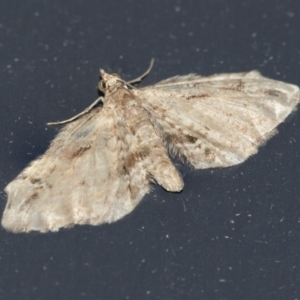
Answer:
[0, 0, 300, 299]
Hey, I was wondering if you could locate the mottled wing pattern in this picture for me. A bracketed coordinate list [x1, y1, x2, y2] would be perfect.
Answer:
[137, 71, 300, 168]
[3, 106, 150, 232]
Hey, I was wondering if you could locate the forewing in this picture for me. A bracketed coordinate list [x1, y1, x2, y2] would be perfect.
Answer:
[3, 106, 150, 232]
[137, 71, 300, 168]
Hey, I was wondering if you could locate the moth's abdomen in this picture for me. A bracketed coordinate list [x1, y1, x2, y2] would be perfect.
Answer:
[124, 104, 184, 192]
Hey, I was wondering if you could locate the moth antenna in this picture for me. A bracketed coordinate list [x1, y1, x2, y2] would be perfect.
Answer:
[47, 96, 103, 126]
[127, 58, 155, 84]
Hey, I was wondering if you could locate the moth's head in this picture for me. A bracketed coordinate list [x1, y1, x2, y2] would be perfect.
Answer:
[98, 69, 123, 93]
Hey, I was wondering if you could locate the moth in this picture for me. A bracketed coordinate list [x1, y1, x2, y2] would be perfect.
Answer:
[2, 59, 299, 232]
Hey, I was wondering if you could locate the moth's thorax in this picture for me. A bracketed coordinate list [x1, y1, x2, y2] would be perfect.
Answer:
[105, 86, 137, 107]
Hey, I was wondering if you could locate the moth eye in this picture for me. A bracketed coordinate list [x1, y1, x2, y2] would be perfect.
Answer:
[98, 80, 106, 92]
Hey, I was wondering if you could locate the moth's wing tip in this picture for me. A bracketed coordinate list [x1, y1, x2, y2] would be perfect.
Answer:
[1, 210, 63, 233]
[1, 211, 24, 233]
[1, 193, 59, 234]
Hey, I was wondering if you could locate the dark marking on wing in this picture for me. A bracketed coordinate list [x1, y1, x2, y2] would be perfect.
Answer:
[64, 145, 92, 160]
[185, 134, 197, 144]
[265, 89, 282, 97]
